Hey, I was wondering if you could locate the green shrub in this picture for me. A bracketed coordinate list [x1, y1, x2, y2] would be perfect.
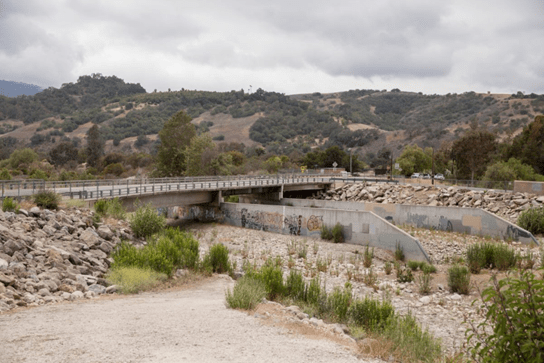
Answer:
[106, 266, 167, 294]
[224, 195, 239, 203]
[467, 268, 544, 363]
[0, 168, 11, 180]
[111, 229, 201, 277]
[384, 261, 392, 275]
[397, 267, 414, 283]
[93, 199, 108, 215]
[29, 169, 48, 180]
[331, 223, 344, 243]
[417, 272, 432, 295]
[327, 284, 352, 322]
[33, 189, 61, 210]
[407, 260, 423, 271]
[421, 263, 437, 274]
[466, 242, 518, 273]
[395, 242, 405, 261]
[348, 296, 395, 332]
[382, 313, 442, 363]
[94, 197, 126, 220]
[2, 197, 18, 212]
[129, 202, 166, 238]
[285, 269, 307, 301]
[363, 245, 374, 268]
[225, 276, 267, 310]
[320, 225, 333, 240]
[447, 265, 471, 294]
[203, 243, 232, 274]
[518, 206, 544, 235]
[306, 276, 324, 306]
[257, 259, 284, 300]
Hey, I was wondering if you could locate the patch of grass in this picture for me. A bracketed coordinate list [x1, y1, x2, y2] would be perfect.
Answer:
[381, 313, 442, 363]
[417, 272, 432, 295]
[106, 266, 167, 294]
[397, 267, 414, 283]
[407, 260, 424, 271]
[363, 245, 374, 268]
[384, 261, 392, 275]
[447, 265, 470, 294]
[33, 189, 60, 210]
[129, 201, 166, 238]
[395, 242, 405, 262]
[327, 283, 352, 323]
[225, 276, 266, 310]
[2, 197, 19, 212]
[63, 199, 86, 208]
[348, 295, 395, 332]
[320, 224, 333, 240]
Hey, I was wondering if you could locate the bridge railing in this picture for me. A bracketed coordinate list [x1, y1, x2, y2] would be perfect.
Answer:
[0, 174, 332, 200]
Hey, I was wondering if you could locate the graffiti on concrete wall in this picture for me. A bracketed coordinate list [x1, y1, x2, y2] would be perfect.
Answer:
[307, 215, 323, 231]
[284, 214, 303, 235]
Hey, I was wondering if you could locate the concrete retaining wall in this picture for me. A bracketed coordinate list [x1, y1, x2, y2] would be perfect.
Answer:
[171, 202, 430, 262]
[514, 180, 544, 195]
[280, 199, 538, 245]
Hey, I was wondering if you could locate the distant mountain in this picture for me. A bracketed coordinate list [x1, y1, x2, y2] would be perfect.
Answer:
[0, 80, 44, 97]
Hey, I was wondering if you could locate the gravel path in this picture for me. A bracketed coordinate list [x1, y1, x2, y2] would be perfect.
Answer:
[1, 275, 372, 363]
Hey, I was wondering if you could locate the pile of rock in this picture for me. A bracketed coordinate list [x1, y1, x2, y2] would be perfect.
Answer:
[0, 206, 133, 313]
[312, 183, 544, 223]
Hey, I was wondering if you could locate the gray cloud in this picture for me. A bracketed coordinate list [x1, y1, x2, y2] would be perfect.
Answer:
[0, 0, 542, 94]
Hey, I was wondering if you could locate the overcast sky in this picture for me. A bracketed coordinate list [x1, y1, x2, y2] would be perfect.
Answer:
[1, 0, 543, 95]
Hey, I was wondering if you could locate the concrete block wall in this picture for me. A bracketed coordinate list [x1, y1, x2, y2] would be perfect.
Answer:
[514, 180, 544, 195]
[178, 202, 429, 262]
[280, 199, 538, 245]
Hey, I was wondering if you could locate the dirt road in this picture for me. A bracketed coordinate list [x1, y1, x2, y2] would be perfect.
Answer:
[1, 276, 371, 363]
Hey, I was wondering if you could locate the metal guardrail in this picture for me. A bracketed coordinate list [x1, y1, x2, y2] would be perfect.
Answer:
[0, 174, 332, 200]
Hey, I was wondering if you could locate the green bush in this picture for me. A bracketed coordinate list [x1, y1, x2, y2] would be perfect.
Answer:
[327, 284, 352, 322]
[320, 224, 333, 240]
[395, 242, 405, 261]
[225, 276, 267, 310]
[417, 272, 432, 295]
[421, 263, 437, 274]
[129, 202, 166, 238]
[518, 206, 544, 235]
[285, 269, 307, 301]
[331, 223, 344, 243]
[397, 267, 414, 283]
[382, 313, 442, 363]
[106, 266, 167, 294]
[203, 243, 232, 274]
[33, 189, 61, 210]
[407, 260, 423, 271]
[0, 168, 11, 180]
[466, 242, 518, 273]
[447, 265, 471, 294]
[468, 268, 544, 363]
[2, 197, 18, 212]
[257, 259, 284, 300]
[348, 296, 395, 332]
[94, 198, 126, 220]
[363, 245, 374, 268]
[111, 229, 201, 277]
[29, 169, 48, 180]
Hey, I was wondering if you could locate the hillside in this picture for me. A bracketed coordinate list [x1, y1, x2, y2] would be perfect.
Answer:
[0, 74, 543, 159]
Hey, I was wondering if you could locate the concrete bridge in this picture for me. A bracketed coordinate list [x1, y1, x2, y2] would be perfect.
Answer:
[0, 175, 332, 211]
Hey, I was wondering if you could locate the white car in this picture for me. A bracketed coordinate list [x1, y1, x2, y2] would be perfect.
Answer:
[410, 173, 420, 179]
[434, 173, 445, 180]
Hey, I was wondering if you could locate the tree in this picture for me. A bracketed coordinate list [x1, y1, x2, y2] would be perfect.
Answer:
[452, 128, 497, 181]
[86, 124, 104, 168]
[507, 115, 544, 174]
[155, 110, 196, 177]
[185, 133, 215, 176]
[396, 144, 432, 176]
[49, 141, 79, 167]
[8, 148, 38, 170]
[483, 158, 543, 183]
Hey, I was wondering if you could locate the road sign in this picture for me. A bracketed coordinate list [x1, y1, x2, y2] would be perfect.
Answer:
[332, 162, 338, 167]
[395, 163, 400, 170]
